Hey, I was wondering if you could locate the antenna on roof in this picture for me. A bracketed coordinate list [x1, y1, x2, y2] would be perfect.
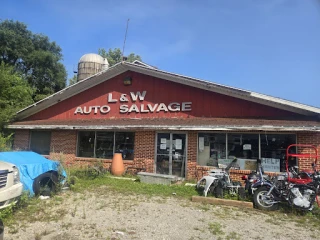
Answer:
[122, 19, 130, 62]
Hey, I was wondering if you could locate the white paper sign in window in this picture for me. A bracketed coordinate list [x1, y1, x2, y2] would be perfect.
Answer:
[160, 143, 167, 150]
[175, 139, 182, 150]
[161, 138, 167, 144]
[261, 158, 280, 172]
[243, 144, 251, 150]
[199, 137, 204, 151]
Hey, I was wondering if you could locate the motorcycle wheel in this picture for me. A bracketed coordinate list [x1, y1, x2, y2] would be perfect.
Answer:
[253, 186, 278, 211]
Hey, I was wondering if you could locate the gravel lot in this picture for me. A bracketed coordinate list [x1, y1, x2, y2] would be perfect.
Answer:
[4, 185, 320, 240]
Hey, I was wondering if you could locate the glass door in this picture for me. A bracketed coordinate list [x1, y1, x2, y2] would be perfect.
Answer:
[156, 133, 187, 177]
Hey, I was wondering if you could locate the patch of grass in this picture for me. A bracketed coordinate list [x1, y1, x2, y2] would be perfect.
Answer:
[208, 222, 224, 235]
[61, 222, 73, 230]
[225, 231, 241, 240]
[69, 169, 199, 199]
[197, 204, 211, 211]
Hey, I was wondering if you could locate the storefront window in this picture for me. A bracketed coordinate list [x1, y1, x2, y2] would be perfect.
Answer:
[96, 132, 114, 159]
[30, 131, 51, 155]
[261, 134, 296, 172]
[227, 134, 259, 159]
[77, 131, 135, 160]
[77, 131, 95, 158]
[198, 133, 226, 167]
[197, 133, 296, 172]
[227, 134, 259, 171]
[115, 132, 135, 160]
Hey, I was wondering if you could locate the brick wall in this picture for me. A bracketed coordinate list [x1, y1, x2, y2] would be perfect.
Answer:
[297, 132, 320, 171]
[133, 131, 155, 172]
[13, 130, 30, 150]
[187, 131, 197, 179]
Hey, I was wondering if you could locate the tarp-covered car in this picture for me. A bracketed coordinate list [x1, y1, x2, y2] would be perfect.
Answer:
[0, 151, 66, 196]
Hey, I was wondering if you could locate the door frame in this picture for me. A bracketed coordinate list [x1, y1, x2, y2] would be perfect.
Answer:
[154, 131, 188, 178]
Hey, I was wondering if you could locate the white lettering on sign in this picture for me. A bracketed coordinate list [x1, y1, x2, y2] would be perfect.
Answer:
[108, 93, 117, 103]
[83, 106, 91, 114]
[182, 102, 192, 111]
[74, 107, 83, 114]
[130, 91, 146, 102]
[74, 105, 111, 115]
[156, 103, 169, 112]
[168, 102, 180, 111]
[148, 104, 158, 112]
[91, 106, 100, 114]
[74, 90, 193, 115]
[140, 104, 149, 113]
[119, 105, 128, 113]
[120, 94, 128, 102]
[100, 105, 111, 114]
[128, 104, 139, 113]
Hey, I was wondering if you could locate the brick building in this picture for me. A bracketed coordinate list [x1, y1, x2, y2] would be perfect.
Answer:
[8, 61, 320, 181]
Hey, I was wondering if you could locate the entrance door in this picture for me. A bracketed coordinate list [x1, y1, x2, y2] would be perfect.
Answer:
[155, 133, 187, 177]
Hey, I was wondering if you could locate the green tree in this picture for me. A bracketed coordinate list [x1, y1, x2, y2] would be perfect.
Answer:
[0, 20, 67, 101]
[68, 74, 77, 86]
[98, 48, 142, 67]
[0, 63, 33, 130]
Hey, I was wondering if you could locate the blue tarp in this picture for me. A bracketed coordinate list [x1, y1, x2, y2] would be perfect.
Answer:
[0, 151, 66, 195]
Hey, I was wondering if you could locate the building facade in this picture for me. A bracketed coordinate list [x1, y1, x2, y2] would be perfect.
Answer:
[9, 61, 320, 181]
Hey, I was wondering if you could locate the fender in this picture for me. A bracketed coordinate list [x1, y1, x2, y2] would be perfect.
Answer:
[251, 180, 273, 194]
[196, 176, 219, 197]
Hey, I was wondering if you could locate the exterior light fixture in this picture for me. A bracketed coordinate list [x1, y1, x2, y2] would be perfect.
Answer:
[123, 76, 132, 86]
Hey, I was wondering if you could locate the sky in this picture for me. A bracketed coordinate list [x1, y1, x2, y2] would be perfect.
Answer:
[1, 0, 320, 107]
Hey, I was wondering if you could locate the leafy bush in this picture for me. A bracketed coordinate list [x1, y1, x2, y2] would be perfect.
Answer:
[0, 132, 12, 151]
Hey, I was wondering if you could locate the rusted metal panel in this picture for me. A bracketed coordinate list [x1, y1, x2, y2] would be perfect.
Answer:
[27, 71, 299, 121]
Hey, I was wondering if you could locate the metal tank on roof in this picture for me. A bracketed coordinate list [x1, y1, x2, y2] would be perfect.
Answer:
[77, 53, 109, 82]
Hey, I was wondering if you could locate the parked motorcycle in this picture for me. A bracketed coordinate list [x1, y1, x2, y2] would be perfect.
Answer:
[252, 166, 320, 211]
[241, 159, 270, 195]
[252, 144, 320, 211]
[196, 158, 239, 197]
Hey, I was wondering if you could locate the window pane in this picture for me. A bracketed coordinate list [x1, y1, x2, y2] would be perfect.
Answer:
[96, 132, 114, 159]
[115, 132, 135, 160]
[198, 133, 226, 167]
[77, 131, 95, 158]
[261, 134, 296, 172]
[227, 134, 259, 171]
[30, 131, 51, 155]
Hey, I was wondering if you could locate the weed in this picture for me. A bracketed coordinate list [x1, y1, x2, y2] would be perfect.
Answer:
[198, 204, 210, 211]
[61, 222, 73, 230]
[8, 227, 18, 234]
[225, 231, 241, 240]
[208, 222, 224, 235]
[71, 205, 77, 217]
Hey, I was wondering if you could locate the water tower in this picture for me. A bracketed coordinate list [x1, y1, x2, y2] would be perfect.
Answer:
[77, 53, 109, 82]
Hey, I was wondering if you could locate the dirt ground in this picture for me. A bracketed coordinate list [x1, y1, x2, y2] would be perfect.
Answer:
[4, 186, 320, 240]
